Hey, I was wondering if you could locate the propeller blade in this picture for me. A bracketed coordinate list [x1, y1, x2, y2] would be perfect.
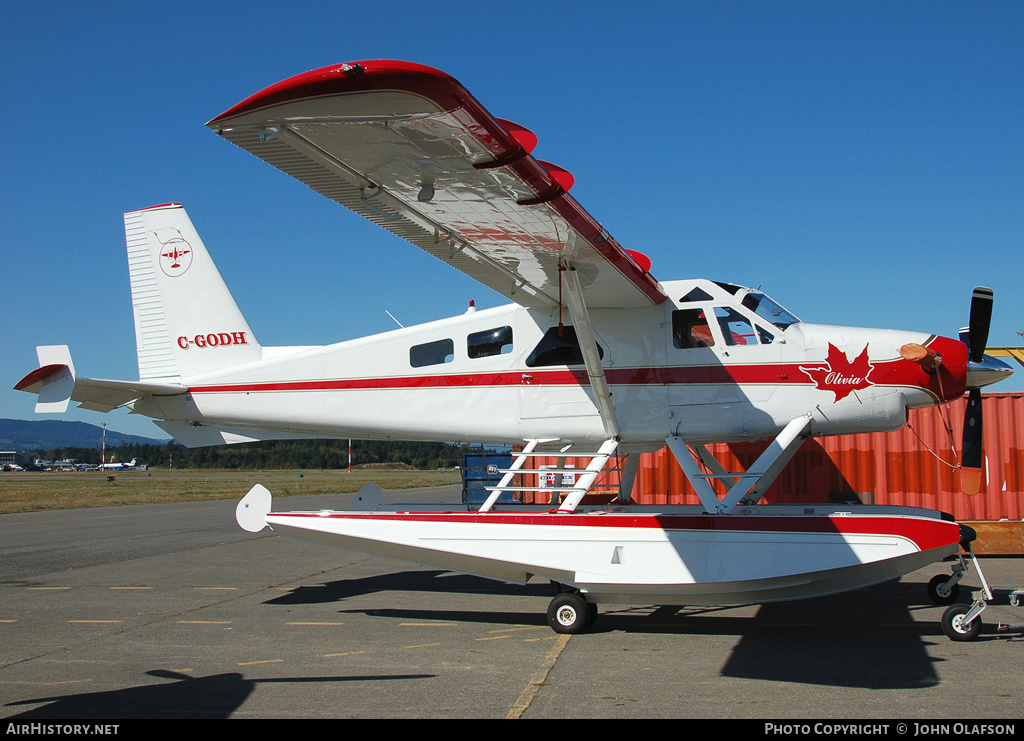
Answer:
[967, 286, 993, 364]
[961, 388, 983, 495]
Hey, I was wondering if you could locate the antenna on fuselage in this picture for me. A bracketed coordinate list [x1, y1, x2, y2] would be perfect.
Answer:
[385, 310, 404, 328]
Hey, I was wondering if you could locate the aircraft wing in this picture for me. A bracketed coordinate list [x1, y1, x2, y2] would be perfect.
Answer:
[207, 60, 667, 311]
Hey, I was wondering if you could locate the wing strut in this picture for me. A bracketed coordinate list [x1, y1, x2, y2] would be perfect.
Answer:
[559, 263, 620, 439]
[666, 415, 810, 514]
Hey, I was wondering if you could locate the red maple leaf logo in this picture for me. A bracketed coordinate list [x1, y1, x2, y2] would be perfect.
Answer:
[799, 343, 875, 402]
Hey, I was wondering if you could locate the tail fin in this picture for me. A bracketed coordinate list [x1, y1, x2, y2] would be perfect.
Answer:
[125, 204, 262, 381]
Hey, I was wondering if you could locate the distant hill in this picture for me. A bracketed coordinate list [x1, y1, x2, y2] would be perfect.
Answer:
[0, 418, 168, 451]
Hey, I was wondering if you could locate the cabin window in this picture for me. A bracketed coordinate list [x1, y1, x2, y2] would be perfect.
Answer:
[410, 338, 454, 368]
[526, 326, 603, 367]
[672, 309, 715, 348]
[714, 307, 758, 346]
[468, 326, 513, 359]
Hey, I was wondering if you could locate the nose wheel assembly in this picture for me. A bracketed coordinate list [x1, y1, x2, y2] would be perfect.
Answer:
[928, 532, 1023, 641]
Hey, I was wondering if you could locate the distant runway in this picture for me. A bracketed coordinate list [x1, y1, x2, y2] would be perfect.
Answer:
[1, 486, 1021, 719]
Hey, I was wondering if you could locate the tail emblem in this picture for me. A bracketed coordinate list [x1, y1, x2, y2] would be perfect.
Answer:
[160, 238, 193, 277]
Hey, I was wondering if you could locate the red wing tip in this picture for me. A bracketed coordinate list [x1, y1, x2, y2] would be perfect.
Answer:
[207, 59, 456, 125]
[14, 364, 68, 391]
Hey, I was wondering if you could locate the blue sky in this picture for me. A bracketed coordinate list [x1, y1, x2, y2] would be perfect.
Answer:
[2, 1, 1021, 440]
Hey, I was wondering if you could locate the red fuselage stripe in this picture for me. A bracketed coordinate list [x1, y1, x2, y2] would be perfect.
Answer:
[184, 335, 967, 402]
[187, 360, 924, 394]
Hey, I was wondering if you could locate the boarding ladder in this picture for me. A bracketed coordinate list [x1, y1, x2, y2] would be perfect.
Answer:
[477, 438, 619, 513]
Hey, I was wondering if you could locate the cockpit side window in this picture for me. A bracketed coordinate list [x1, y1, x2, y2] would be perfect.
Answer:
[714, 307, 758, 346]
[672, 309, 715, 349]
[756, 325, 777, 345]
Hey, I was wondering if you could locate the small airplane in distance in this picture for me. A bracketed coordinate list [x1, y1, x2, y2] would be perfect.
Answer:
[96, 458, 137, 471]
[1, 463, 25, 472]
[17, 60, 1014, 633]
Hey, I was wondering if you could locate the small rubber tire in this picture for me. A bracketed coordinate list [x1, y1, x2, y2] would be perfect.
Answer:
[927, 574, 960, 605]
[547, 592, 591, 634]
[941, 603, 981, 642]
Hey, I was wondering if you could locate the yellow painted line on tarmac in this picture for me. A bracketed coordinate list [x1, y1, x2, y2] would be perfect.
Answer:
[110, 586, 153, 590]
[237, 659, 283, 666]
[286, 621, 345, 626]
[400, 622, 455, 627]
[490, 626, 548, 634]
[29, 587, 70, 590]
[325, 651, 366, 658]
[507, 634, 571, 720]
[0, 620, 17, 623]
[477, 634, 511, 641]
[177, 620, 232, 625]
[68, 620, 123, 624]
[195, 587, 237, 591]
[404, 643, 442, 649]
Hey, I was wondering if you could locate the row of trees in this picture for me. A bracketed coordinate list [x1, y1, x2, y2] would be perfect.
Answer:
[31, 439, 493, 471]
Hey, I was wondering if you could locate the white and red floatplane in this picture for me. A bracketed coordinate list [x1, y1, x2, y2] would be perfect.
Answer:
[19, 60, 1011, 632]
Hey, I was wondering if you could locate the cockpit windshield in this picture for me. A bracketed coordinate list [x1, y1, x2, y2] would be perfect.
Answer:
[740, 292, 800, 331]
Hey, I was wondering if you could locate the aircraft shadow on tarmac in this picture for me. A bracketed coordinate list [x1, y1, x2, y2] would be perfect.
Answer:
[265, 568, 552, 605]
[268, 569, 969, 691]
[3, 669, 434, 720]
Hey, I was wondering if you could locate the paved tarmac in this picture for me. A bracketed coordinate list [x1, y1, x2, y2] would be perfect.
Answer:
[0, 485, 1021, 720]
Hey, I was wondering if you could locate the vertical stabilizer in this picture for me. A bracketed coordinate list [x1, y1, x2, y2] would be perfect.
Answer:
[125, 204, 262, 381]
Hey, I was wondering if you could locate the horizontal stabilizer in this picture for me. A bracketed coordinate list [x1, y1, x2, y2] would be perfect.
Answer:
[15, 345, 188, 414]
[71, 378, 189, 413]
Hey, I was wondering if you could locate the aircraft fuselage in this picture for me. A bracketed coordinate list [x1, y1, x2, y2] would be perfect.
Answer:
[135, 278, 967, 449]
